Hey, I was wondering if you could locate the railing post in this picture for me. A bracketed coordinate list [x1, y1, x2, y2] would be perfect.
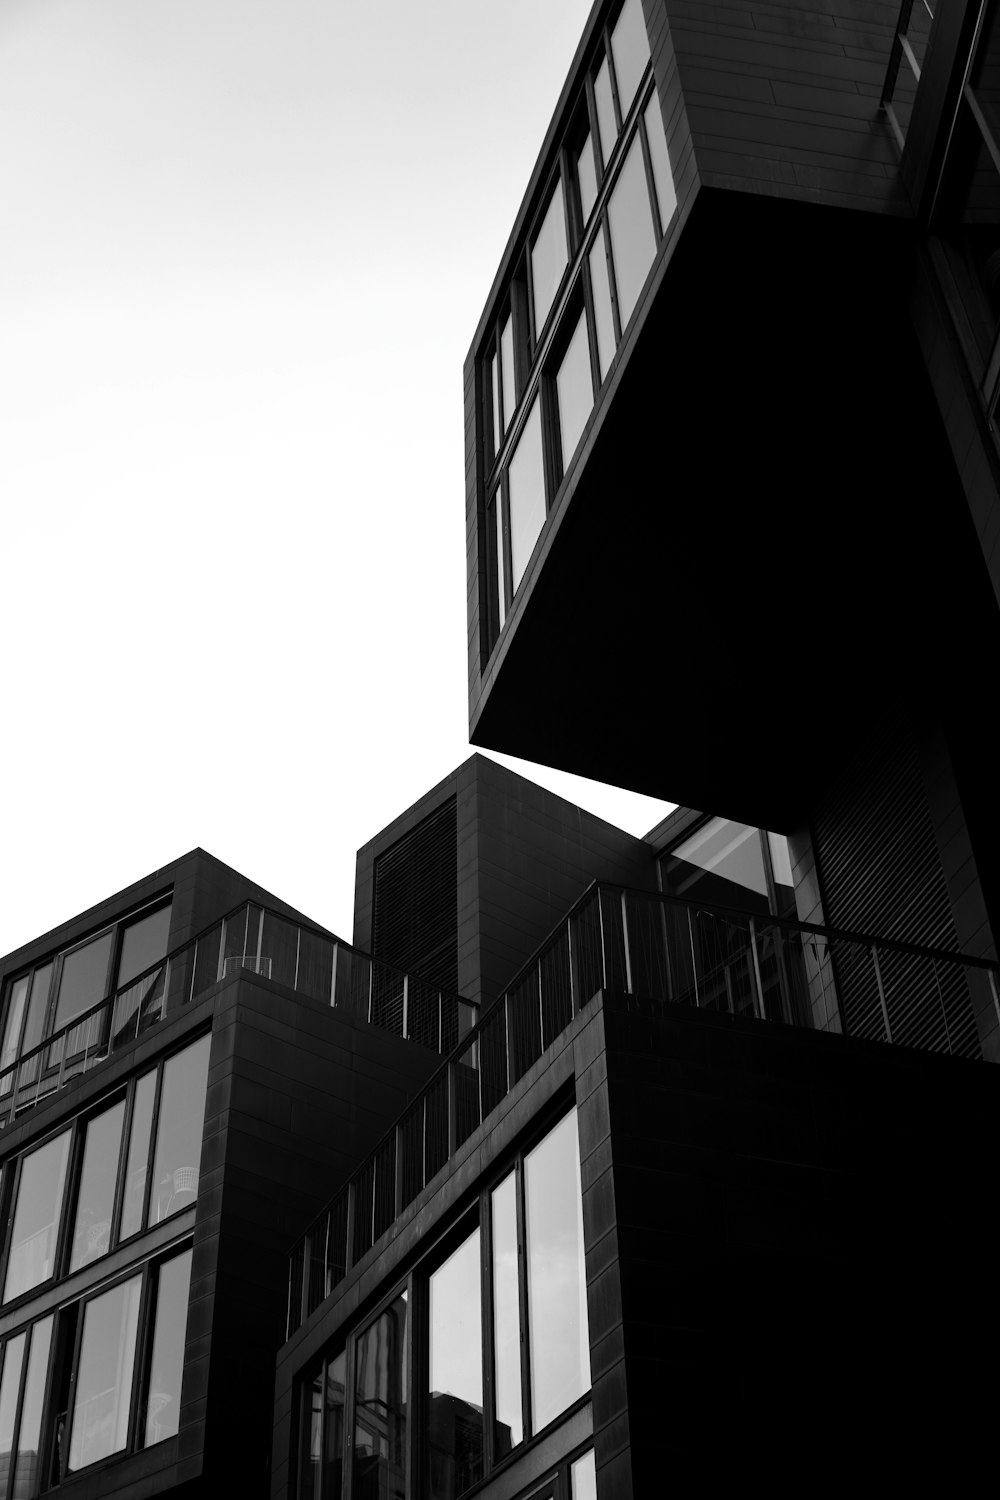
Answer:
[438, 993, 443, 1053]
[537, 963, 545, 1050]
[331, 942, 338, 1007]
[504, 993, 513, 1094]
[345, 1180, 356, 1274]
[300, 1236, 311, 1328]
[367, 962, 374, 1025]
[659, 897, 674, 1002]
[394, 1123, 403, 1216]
[447, 1058, 458, 1158]
[870, 944, 893, 1043]
[566, 918, 576, 1017]
[293, 926, 301, 992]
[598, 890, 609, 990]
[402, 975, 409, 1041]
[687, 907, 700, 1006]
[188, 939, 198, 1005]
[748, 917, 767, 1023]
[621, 891, 634, 995]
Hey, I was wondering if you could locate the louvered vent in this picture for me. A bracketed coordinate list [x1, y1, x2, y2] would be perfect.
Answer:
[372, 797, 458, 994]
[812, 717, 981, 1059]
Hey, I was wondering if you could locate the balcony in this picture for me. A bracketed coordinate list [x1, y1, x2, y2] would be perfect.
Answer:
[0, 902, 478, 1131]
[286, 880, 999, 1336]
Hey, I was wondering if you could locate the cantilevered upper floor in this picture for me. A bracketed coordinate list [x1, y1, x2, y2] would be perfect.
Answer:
[464, 0, 1000, 835]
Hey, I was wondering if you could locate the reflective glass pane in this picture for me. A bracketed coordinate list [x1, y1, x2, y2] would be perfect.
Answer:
[594, 56, 617, 168]
[572, 1448, 598, 1500]
[68, 1275, 141, 1471]
[608, 133, 657, 330]
[611, 0, 650, 119]
[150, 1034, 211, 1225]
[491, 1172, 522, 1453]
[644, 92, 676, 233]
[495, 494, 507, 630]
[0, 979, 28, 1089]
[118, 904, 171, 988]
[0, 1333, 26, 1497]
[490, 350, 500, 457]
[144, 1248, 192, 1446]
[589, 228, 616, 381]
[507, 397, 545, 593]
[300, 1369, 323, 1500]
[500, 314, 515, 432]
[525, 1110, 590, 1432]
[70, 1100, 126, 1271]
[4, 1130, 71, 1302]
[121, 1069, 156, 1240]
[577, 134, 597, 224]
[15, 1315, 53, 1500]
[353, 1291, 407, 1500]
[20, 965, 51, 1065]
[54, 931, 114, 1030]
[531, 180, 568, 338]
[664, 818, 769, 915]
[429, 1228, 483, 1498]
[325, 1351, 347, 1500]
[556, 312, 594, 473]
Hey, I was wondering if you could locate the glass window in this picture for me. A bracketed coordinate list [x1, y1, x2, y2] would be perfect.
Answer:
[607, 133, 657, 331]
[120, 1069, 156, 1241]
[19, 966, 51, 1073]
[594, 56, 617, 169]
[531, 181, 568, 339]
[556, 311, 594, 474]
[0, 1333, 26, 1497]
[68, 1274, 142, 1472]
[495, 495, 507, 631]
[70, 1100, 126, 1272]
[0, 979, 28, 1089]
[53, 931, 114, 1031]
[500, 314, 516, 433]
[577, 134, 598, 225]
[16, 1315, 53, 1499]
[118, 904, 171, 989]
[4, 1130, 71, 1303]
[428, 1228, 483, 1499]
[300, 1368, 323, 1500]
[491, 1172, 522, 1454]
[571, 1449, 597, 1500]
[490, 351, 501, 458]
[589, 229, 616, 381]
[325, 1351, 347, 1500]
[149, 1034, 211, 1226]
[507, 397, 546, 593]
[353, 1291, 407, 1500]
[611, 0, 650, 120]
[665, 819, 769, 912]
[644, 92, 676, 233]
[524, 1111, 590, 1432]
[144, 1248, 192, 1447]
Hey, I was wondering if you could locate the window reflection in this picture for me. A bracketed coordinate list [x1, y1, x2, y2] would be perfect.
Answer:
[611, 0, 650, 120]
[556, 312, 594, 473]
[428, 1229, 483, 1498]
[594, 56, 617, 168]
[0, 1333, 26, 1496]
[571, 1448, 598, 1499]
[589, 229, 616, 381]
[644, 93, 676, 233]
[508, 397, 546, 592]
[607, 133, 657, 331]
[16, 1316, 53, 1498]
[150, 1034, 211, 1225]
[70, 1100, 126, 1272]
[353, 1292, 407, 1500]
[500, 315, 516, 434]
[491, 1173, 522, 1453]
[4, 1131, 71, 1303]
[118, 904, 171, 988]
[524, 1111, 590, 1432]
[144, 1248, 192, 1447]
[53, 931, 114, 1031]
[664, 818, 770, 915]
[325, 1351, 347, 1500]
[531, 182, 569, 339]
[68, 1275, 142, 1471]
[120, 1069, 157, 1241]
[577, 134, 597, 224]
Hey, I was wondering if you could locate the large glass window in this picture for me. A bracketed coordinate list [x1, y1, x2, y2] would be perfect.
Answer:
[507, 397, 546, 593]
[69, 1099, 126, 1272]
[0, 1333, 25, 1497]
[67, 1274, 142, 1472]
[491, 1173, 522, 1454]
[53, 931, 115, 1032]
[144, 1247, 193, 1447]
[149, 1033, 211, 1226]
[428, 1229, 483, 1498]
[556, 312, 595, 474]
[589, 230, 616, 382]
[353, 1292, 408, 1500]
[644, 92, 676, 233]
[4, 1131, 71, 1303]
[662, 818, 770, 913]
[120, 1068, 157, 1241]
[524, 1113, 590, 1432]
[607, 132, 657, 331]
[118, 904, 172, 989]
[594, 55, 617, 168]
[531, 182, 569, 339]
[610, 0, 650, 120]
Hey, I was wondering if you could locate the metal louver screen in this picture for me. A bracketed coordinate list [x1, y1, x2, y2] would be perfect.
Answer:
[372, 797, 458, 994]
[812, 717, 981, 1059]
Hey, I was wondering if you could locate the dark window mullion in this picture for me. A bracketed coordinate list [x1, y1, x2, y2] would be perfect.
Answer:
[637, 98, 664, 241]
[56, 1116, 87, 1281]
[59, 1300, 88, 1483]
[4, 1322, 31, 1500]
[110, 1080, 137, 1251]
[127, 1259, 156, 1455]
[514, 1155, 532, 1442]
[141, 1061, 167, 1233]
[480, 1188, 497, 1476]
[601, 204, 624, 345]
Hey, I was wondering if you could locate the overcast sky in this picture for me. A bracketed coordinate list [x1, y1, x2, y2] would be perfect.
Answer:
[0, 0, 673, 958]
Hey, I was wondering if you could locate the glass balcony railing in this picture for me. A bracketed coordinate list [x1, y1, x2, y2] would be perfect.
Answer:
[286, 880, 999, 1338]
[882, 0, 937, 150]
[0, 902, 478, 1131]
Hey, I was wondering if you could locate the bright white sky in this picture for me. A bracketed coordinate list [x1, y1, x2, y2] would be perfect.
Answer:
[0, 0, 672, 958]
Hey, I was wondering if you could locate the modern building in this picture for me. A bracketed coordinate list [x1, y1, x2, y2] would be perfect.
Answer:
[275, 1, 1000, 1496]
[0, 850, 475, 1500]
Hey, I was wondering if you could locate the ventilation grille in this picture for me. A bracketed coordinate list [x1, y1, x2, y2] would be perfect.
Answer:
[812, 717, 981, 1059]
[372, 797, 458, 995]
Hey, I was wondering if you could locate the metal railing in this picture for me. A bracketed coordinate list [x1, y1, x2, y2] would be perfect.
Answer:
[0, 902, 478, 1131]
[286, 879, 1000, 1338]
[882, 0, 937, 150]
